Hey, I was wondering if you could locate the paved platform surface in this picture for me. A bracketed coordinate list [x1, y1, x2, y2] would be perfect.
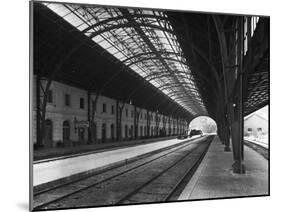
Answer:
[245, 138, 268, 149]
[178, 136, 268, 200]
[34, 136, 176, 161]
[33, 136, 199, 187]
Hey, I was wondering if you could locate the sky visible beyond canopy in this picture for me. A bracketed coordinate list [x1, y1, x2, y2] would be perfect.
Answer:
[245, 105, 268, 120]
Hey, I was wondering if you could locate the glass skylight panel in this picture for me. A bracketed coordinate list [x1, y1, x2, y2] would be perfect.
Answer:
[45, 3, 70, 17]
[64, 15, 78, 24]
[114, 52, 127, 61]
[46, 3, 207, 115]
[75, 10, 97, 26]
[77, 23, 89, 31]
[151, 80, 160, 87]
[105, 45, 119, 55]
[94, 37, 111, 49]
[142, 10, 154, 16]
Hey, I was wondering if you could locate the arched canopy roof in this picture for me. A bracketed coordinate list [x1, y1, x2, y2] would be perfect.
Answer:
[34, 2, 269, 122]
[42, 2, 207, 116]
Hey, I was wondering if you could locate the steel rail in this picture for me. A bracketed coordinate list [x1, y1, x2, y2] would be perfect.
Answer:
[116, 136, 213, 204]
[33, 136, 209, 209]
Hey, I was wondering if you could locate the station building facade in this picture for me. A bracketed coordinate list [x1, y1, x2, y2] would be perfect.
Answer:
[244, 113, 268, 137]
[33, 76, 188, 148]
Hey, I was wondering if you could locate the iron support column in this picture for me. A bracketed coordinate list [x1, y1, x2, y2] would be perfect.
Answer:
[134, 106, 137, 139]
[146, 110, 149, 137]
[224, 112, 231, 151]
[116, 100, 120, 141]
[231, 17, 245, 173]
[87, 91, 91, 144]
[36, 74, 42, 147]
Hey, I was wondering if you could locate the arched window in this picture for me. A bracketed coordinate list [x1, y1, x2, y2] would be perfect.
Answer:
[102, 123, 106, 142]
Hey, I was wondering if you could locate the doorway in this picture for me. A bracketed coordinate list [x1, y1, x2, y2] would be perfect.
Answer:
[92, 123, 97, 142]
[78, 128, 85, 143]
[111, 124, 115, 141]
[44, 119, 53, 147]
[63, 120, 70, 145]
[102, 123, 106, 143]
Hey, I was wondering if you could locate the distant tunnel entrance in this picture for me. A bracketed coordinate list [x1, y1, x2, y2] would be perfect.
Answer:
[189, 116, 217, 135]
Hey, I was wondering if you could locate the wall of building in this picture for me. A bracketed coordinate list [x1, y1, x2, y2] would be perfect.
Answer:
[33, 77, 89, 147]
[32, 77, 188, 148]
[244, 114, 268, 137]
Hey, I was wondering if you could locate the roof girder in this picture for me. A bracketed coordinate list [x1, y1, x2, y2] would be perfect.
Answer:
[44, 3, 207, 117]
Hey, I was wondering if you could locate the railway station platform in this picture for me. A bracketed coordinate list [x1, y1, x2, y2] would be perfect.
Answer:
[178, 136, 269, 200]
[244, 138, 268, 149]
[33, 136, 200, 188]
[34, 136, 177, 162]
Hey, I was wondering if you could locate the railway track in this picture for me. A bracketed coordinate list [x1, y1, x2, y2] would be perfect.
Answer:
[33, 135, 214, 210]
[244, 139, 268, 160]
